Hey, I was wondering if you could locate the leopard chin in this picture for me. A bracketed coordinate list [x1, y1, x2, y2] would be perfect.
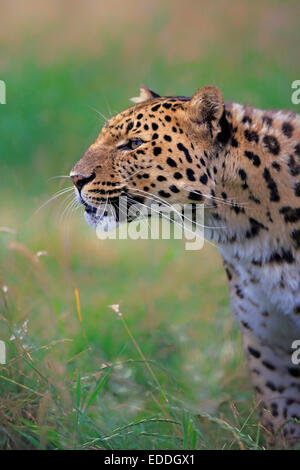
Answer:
[83, 208, 100, 228]
[73, 187, 118, 231]
[95, 215, 119, 232]
[84, 206, 119, 232]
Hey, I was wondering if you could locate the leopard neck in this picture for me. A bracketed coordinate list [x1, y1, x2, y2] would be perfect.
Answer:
[204, 102, 298, 258]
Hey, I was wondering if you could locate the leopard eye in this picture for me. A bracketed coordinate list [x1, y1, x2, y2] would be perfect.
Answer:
[117, 138, 144, 151]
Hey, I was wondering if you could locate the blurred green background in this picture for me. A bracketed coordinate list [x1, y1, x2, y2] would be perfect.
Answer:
[0, 0, 300, 449]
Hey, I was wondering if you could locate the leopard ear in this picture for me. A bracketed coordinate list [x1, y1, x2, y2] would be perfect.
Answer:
[188, 86, 224, 135]
[130, 85, 160, 104]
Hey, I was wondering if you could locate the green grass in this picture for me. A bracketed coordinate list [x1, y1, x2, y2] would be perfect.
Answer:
[0, 25, 299, 449]
[1, 206, 260, 449]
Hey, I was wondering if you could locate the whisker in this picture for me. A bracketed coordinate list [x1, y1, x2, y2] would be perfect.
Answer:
[88, 105, 108, 122]
[126, 193, 194, 236]
[182, 186, 250, 208]
[68, 198, 80, 218]
[60, 193, 77, 224]
[126, 187, 225, 230]
[126, 194, 210, 244]
[57, 190, 75, 215]
[33, 186, 74, 216]
[100, 196, 109, 219]
[104, 98, 113, 118]
[59, 194, 78, 246]
[47, 175, 71, 182]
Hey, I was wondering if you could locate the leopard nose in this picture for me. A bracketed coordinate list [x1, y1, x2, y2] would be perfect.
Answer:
[70, 172, 96, 191]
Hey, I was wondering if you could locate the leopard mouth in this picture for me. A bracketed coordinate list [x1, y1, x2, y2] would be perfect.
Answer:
[79, 191, 149, 231]
[84, 203, 100, 227]
[83, 203, 118, 231]
[73, 187, 112, 229]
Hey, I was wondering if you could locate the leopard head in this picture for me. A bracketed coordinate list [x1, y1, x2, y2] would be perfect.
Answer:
[70, 85, 231, 230]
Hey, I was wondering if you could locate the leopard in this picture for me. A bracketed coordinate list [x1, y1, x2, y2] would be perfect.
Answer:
[70, 84, 300, 447]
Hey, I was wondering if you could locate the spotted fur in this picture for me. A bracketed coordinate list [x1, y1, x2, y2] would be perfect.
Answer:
[70, 85, 300, 447]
